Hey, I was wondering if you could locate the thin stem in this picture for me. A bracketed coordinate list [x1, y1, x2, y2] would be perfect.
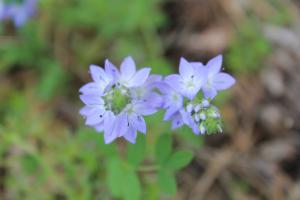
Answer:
[137, 164, 160, 173]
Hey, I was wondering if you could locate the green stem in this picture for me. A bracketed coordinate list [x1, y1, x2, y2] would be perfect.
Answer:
[137, 164, 160, 172]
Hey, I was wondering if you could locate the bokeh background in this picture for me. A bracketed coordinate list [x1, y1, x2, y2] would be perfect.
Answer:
[1, 0, 300, 199]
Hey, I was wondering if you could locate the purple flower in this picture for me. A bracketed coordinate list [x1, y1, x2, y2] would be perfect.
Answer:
[165, 57, 206, 100]
[159, 55, 235, 135]
[79, 56, 156, 144]
[118, 102, 156, 143]
[130, 74, 163, 109]
[107, 56, 151, 88]
[80, 55, 235, 141]
[156, 81, 184, 130]
[180, 109, 201, 134]
[170, 112, 184, 130]
[0, 0, 37, 27]
[200, 55, 236, 99]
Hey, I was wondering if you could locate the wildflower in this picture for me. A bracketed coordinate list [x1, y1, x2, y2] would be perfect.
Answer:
[130, 74, 163, 109]
[170, 112, 184, 130]
[79, 56, 156, 144]
[80, 55, 236, 143]
[160, 56, 235, 135]
[156, 81, 184, 129]
[200, 55, 236, 99]
[165, 57, 206, 100]
[0, 0, 37, 27]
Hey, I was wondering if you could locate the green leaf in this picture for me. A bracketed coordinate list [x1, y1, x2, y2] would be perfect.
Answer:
[21, 154, 40, 174]
[107, 158, 123, 197]
[157, 170, 177, 195]
[177, 126, 204, 147]
[144, 183, 159, 200]
[123, 169, 141, 200]
[165, 151, 194, 171]
[155, 134, 172, 165]
[127, 135, 146, 167]
[107, 158, 141, 200]
[37, 61, 66, 101]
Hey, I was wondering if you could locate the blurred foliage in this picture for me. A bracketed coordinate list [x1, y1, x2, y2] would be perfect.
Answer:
[267, 0, 292, 25]
[227, 20, 271, 74]
[226, 0, 290, 74]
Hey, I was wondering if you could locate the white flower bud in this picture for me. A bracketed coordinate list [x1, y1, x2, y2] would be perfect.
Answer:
[194, 104, 201, 112]
[194, 114, 200, 122]
[199, 112, 206, 120]
[186, 103, 193, 113]
[202, 100, 210, 107]
[199, 123, 206, 134]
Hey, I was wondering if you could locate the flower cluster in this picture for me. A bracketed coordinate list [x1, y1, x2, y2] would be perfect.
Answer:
[79, 55, 235, 144]
[0, 0, 37, 27]
[79, 57, 161, 144]
[158, 55, 235, 135]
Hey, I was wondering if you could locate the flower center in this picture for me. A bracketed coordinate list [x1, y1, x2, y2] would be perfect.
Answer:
[104, 86, 130, 114]
[182, 76, 195, 88]
[186, 80, 194, 88]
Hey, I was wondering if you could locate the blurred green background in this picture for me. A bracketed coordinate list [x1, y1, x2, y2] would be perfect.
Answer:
[1, 0, 300, 199]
